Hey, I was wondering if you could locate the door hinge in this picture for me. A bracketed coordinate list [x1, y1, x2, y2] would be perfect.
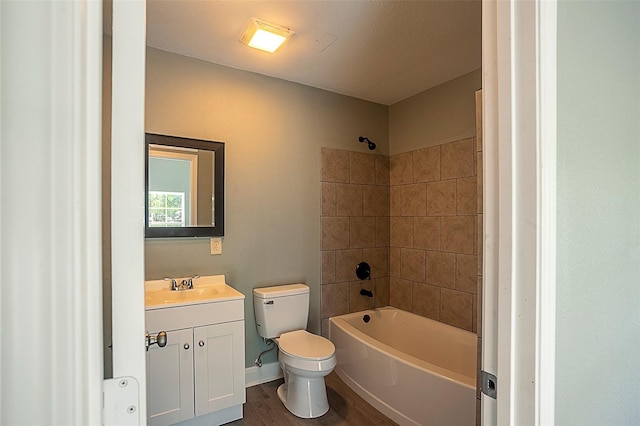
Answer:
[480, 370, 497, 399]
[103, 376, 140, 426]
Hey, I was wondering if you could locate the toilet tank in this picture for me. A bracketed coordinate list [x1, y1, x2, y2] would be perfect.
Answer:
[253, 284, 309, 339]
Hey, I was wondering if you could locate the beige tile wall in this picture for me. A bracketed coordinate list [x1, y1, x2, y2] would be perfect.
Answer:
[389, 135, 480, 332]
[320, 148, 390, 336]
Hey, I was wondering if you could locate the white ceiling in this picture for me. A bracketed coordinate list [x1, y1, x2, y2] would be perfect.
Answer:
[130, 1, 481, 106]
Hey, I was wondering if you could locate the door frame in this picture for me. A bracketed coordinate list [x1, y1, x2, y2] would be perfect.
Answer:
[0, 0, 103, 423]
[481, 0, 557, 424]
[110, 0, 148, 422]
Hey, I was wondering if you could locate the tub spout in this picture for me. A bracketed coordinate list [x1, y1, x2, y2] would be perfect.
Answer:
[360, 289, 373, 298]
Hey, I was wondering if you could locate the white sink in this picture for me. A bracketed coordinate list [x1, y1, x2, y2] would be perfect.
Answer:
[144, 275, 243, 309]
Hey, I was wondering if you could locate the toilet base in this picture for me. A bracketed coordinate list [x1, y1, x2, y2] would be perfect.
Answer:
[277, 375, 330, 419]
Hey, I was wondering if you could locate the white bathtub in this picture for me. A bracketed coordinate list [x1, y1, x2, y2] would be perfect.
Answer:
[329, 307, 477, 426]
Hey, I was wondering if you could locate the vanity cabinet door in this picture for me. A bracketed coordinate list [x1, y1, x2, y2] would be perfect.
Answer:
[146, 328, 194, 426]
[193, 321, 246, 417]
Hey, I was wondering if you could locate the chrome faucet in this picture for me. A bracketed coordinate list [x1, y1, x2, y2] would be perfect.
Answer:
[181, 275, 200, 290]
[166, 275, 200, 290]
[164, 277, 179, 291]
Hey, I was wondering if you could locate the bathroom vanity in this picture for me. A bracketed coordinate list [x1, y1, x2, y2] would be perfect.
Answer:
[145, 275, 245, 426]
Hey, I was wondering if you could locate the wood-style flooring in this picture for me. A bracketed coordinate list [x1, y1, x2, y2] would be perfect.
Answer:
[228, 372, 398, 426]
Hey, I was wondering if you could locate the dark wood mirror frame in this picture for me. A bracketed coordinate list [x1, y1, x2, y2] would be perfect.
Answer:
[145, 133, 224, 238]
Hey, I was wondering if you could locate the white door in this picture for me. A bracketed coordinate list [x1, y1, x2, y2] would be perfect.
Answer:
[109, 0, 148, 422]
[481, 0, 557, 424]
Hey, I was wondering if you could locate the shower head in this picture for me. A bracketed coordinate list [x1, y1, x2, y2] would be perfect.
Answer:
[358, 136, 376, 151]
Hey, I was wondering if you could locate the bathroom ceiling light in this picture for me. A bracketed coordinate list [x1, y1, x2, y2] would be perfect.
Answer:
[239, 18, 294, 53]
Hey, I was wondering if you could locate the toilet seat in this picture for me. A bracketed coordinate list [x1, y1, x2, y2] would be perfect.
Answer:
[277, 330, 335, 361]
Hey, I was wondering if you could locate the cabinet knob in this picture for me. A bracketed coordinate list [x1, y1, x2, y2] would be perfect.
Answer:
[184, 343, 190, 350]
[199, 340, 205, 347]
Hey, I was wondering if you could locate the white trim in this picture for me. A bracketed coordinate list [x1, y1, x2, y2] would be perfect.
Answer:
[494, 0, 515, 422]
[535, 1, 557, 424]
[110, 0, 147, 422]
[245, 362, 283, 387]
[0, 1, 103, 423]
[481, 0, 501, 423]
[483, 1, 557, 424]
[510, 1, 539, 423]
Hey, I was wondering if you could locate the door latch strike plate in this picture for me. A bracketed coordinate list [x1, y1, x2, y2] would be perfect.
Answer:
[481, 370, 497, 399]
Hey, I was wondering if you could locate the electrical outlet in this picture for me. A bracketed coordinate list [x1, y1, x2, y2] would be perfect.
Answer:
[210, 238, 222, 255]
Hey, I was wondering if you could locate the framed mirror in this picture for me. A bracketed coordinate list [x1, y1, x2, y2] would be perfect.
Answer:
[145, 133, 224, 238]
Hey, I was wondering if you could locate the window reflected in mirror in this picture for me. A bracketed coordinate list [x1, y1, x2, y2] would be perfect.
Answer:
[145, 133, 224, 238]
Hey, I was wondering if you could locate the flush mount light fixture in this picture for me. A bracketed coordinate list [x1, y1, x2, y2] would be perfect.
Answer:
[239, 18, 295, 53]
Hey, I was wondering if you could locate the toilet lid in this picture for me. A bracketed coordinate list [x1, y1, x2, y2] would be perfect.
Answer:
[278, 330, 335, 361]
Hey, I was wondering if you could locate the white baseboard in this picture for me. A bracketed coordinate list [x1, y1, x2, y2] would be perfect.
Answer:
[245, 361, 283, 387]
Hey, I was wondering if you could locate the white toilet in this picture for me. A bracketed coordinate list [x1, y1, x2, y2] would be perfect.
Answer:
[253, 284, 336, 418]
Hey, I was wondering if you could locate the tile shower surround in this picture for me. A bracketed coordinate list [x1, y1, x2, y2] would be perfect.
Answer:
[321, 135, 482, 335]
[321, 149, 391, 336]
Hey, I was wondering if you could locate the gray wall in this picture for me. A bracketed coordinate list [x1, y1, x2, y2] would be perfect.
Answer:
[556, 1, 640, 423]
[143, 47, 389, 367]
[389, 69, 481, 154]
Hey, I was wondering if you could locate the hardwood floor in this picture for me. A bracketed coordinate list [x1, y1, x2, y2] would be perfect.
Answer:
[228, 372, 398, 426]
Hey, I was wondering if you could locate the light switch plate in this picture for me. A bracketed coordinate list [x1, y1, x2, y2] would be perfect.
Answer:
[210, 238, 222, 255]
